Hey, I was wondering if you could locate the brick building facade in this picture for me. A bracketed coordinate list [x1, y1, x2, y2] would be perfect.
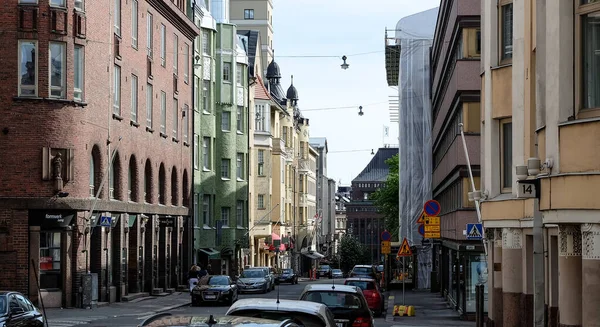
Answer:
[0, 0, 198, 308]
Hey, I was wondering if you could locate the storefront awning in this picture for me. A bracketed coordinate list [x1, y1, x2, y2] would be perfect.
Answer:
[301, 249, 325, 260]
[199, 248, 219, 256]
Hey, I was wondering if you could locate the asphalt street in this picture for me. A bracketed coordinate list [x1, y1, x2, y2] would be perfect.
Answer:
[47, 278, 396, 327]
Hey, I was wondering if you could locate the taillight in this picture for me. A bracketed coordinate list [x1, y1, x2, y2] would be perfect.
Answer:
[352, 317, 371, 327]
[371, 292, 379, 298]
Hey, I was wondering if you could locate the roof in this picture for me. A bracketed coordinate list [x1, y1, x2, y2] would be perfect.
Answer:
[309, 137, 327, 153]
[255, 75, 271, 100]
[302, 284, 360, 293]
[138, 314, 286, 327]
[352, 147, 398, 183]
[226, 299, 331, 317]
[236, 30, 260, 77]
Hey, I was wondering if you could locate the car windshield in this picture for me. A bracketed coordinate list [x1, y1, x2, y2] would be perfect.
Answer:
[283, 269, 293, 274]
[208, 276, 229, 285]
[304, 291, 363, 309]
[318, 265, 330, 270]
[241, 270, 265, 278]
[345, 281, 375, 290]
[332, 269, 342, 273]
[0, 295, 6, 315]
[352, 267, 372, 275]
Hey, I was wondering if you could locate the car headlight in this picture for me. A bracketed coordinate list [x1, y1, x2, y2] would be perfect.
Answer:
[222, 289, 231, 294]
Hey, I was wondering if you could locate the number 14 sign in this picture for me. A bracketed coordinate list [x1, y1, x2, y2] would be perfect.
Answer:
[517, 180, 538, 199]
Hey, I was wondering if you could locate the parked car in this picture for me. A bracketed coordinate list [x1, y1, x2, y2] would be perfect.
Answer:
[343, 278, 384, 317]
[331, 269, 344, 279]
[237, 268, 271, 293]
[226, 298, 337, 327]
[317, 265, 332, 278]
[298, 284, 374, 327]
[191, 275, 239, 306]
[138, 314, 301, 327]
[253, 267, 276, 291]
[277, 269, 298, 284]
[0, 291, 45, 327]
[349, 265, 379, 281]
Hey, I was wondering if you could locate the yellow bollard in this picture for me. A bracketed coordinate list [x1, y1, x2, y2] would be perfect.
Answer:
[393, 305, 416, 317]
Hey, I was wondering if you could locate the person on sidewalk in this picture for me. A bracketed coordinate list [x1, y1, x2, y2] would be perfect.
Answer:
[206, 264, 214, 275]
[188, 265, 200, 292]
[198, 266, 208, 278]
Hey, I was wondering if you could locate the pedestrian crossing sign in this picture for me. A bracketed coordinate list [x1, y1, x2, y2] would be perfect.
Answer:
[99, 216, 112, 227]
[397, 238, 412, 257]
[466, 223, 483, 240]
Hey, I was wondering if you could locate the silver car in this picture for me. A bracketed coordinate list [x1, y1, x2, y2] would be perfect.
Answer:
[138, 314, 301, 327]
[237, 269, 271, 293]
[226, 298, 337, 327]
[253, 266, 276, 291]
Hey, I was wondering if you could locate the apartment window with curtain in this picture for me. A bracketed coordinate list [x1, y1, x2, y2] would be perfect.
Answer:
[499, 0, 513, 62]
[203, 137, 211, 170]
[203, 81, 210, 113]
[194, 134, 200, 169]
[578, 1, 600, 111]
[74, 45, 84, 101]
[160, 91, 166, 134]
[237, 106, 243, 133]
[160, 24, 166, 66]
[114, 0, 121, 35]
[221, 159, 230, 179]
[49, 42, 66, 98]
[236, 153, 244, 180]
[221, 207, 230, 226]
[113, 65, 121, 114]
[131, 74, 138, 122]
[131, 0, 138, 48]
[222, 111, 231, 131]
[257, 150, 264, 176]
[18, 40, 38, 97]
[236, 201, 244, 227]
[146, 12, 153, 57]
[500, 119, 513, 193]
[146, 83, 153, 128]
[202, 195, 211, 226]
[173, 33, 178, 74]
[223, 62, 231, 82]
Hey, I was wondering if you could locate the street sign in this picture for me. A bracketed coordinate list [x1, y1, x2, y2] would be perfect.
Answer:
[418, 224, 425, 236]
[99, 216, 112, 227]
[381, 241, 391, 254]
[466, 223, 484, 240]
[424, 216, 440, 225]
[425, 225, 440, 232]
[424, 200, 441, 216]
[397, 238, 412, 257]
[425, 231, 441, 238]
[381, 230, 392, 242]
[423, 215, 441, 239]
[416, 211, 425, 224]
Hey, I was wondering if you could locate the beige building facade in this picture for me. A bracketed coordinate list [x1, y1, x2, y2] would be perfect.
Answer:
[230, 0, 274, 75]
[481, 1, 600, 327]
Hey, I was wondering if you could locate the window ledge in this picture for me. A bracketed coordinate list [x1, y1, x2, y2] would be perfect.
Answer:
[146, 126, 155, 133]
[222, 226, 231, 229]
[490, 63, 512, 71]
[13, 96, 88, 107]
[160, 132, 168, 138]
[172, 137, 180, 143]
[559, 114, 600, 127]
[222, 130, 231, 133]
[203, 168, 211, 172]
[112, 113, 124, 121]
[203, 225, 214, 230]
[237, 178, 245, 182]
[221, 177, 231, 181]
[203, 110, 211, 115]
[237, 131, 244, 135]
[130, 120, 140, 127]
[183, 141, 190, 147]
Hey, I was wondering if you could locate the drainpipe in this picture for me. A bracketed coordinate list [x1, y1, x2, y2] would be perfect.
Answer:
[191, 0, 197, 267]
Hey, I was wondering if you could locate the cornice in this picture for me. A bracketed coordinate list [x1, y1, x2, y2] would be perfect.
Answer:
[147, 0, 200, 40]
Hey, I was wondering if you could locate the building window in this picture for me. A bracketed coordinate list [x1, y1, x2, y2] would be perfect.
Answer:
[194, 134, 200, 169]
[39, 232, 61, 289]
[194, 76, 200, 112]
[50, 0, 65, 7]
[202, 30, 209, 55]
[173, 33, 178, 74]
[236, 153, 244, 180]
[222, 111, 231, 131]
[221, 159, 230, 179]
[579, 2, 600, 110]
[500, 119, 513, 192]
[236, 64, 243, 86]
[237, 106, 243, 133]
[75, 0, 84, 10]
[131, 74, 138, 122]
[183, 104, 189, 143]
[131, 0, 138, 47]
[255, 104, 266, 131]
[49, 42, 66, 98]
[184, 43, 190, 83]
[244, 9, 254, 19]
[160, 24, 166, 66]
[173, 97, 179, 139]
[193, 194, 199, 226]
[236, 201, 244, 227]
[160, 91, 167, 134]
[74, 45, 84, 101]
[146, 83, 153, 128]
[203, 137, 211, 170]
[203, 81, 210, 113]
[499, 1, 513, 62]
[147, 12, 153, 57]
[18, 40, 37, 97]
[221, 207, 230, 226]
[127, 161, 134, 201]
[258, 150, 264, 176]
[282, 127, 288, 146]
[258, 194, 265, 209]
[113, 65, 121, 114]
[223, 62, 231, 82]
[202, 194, 211, 226]
[114, 0, 121, 35]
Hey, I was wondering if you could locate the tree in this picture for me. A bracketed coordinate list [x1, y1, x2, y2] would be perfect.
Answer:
[337, 234, 370, 273]
[371, 154, 400, 241]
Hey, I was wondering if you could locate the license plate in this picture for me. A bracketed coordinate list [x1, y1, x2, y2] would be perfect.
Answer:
[204, 295, 216, 299]
[336, 323, 344, 327]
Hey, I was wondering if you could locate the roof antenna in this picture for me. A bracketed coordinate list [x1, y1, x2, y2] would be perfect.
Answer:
[332, 267, 336, 290]
[276, 274, 281, 304]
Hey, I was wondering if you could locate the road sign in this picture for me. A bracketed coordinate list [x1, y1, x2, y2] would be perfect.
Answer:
[99, 216, 112, 227]
[397, 238, 412, 257]
[425, 225, 440, 232]
[423, 215, 441, 239]
[425, 232, 441, 238]
[381, 241, 391, 254]
[424, 200, 441, 216]
[381, 230, 392, 241]
[424, 216, 440, 225]
[418, 224, 425, 236]
[466, 223, 484, 240]
[416, 211, 425, 224]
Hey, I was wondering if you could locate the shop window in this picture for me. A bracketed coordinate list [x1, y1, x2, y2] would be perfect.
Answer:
[39, 232, 62, 289]
[465, 254, 488, 313]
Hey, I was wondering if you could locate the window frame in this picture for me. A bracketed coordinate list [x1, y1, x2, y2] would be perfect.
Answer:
[237, 106, 243, 133]
[202, 30, 210, 55]
[50, 0, 66, 7]
[222, 111, 231, 131]
[49, 42, 66, 99]
[173, 33, 179, 74]
[257, 150, 265, 176]
[221, 158, 230, 179]
[160, 23, 166, 66]
[160, 91, 167, 134]
[74, 45, 84, 101]
[244, 9, 254, 19]
[202, 80, 210, 113]
[202, 194, 211, 226]
[500, 118, 513, 193]
[236, 64, 243, 86]
[146, 83, 153, 128]
[113, 64, 121, 114]
[258, 194, 265, 209]
[498, 0, 513, 64]
[236, 153, 244, 180]
[39, 231, 62, 289]
[203, 137, 211, 170]
[575, 1, 600, 117]
[131, 0, 138, 48]
[19, 0, 38, 4]
[223, 62, 231, 82]
[74, 0, 84, 11]
[131, 74, 138, 123]
[236, 201, 244, 227]
[221, 207, 230, 227]
[114, 0, 121, 36]
[173, 97, 179, 140]
[184, 43, 190, 83]
[183, 104, 189, 143]
[194, 133, 200, 169]
[146, 12, 153, 58]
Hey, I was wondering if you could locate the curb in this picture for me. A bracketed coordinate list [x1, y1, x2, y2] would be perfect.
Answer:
[156, 301, 190, 313]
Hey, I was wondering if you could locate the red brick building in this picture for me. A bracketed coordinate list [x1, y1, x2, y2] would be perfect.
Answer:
[0, 0, 198, 308]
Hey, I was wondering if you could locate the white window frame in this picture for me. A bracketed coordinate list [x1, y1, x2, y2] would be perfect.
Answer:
[222, 111, 231, 131]
[114, 0, 121, 36]
[236, 153, 243, 180]
[236, 201, 244, 227]
[194, 76, 200, 112]
[184, 43, 190, 83]
[202, 80, 210, 113]
[221, 159, 230, 179]
[74, 0, 84, 11]
[500, 118, 513, 193]
[183, 104, 189, 143]
[160, 91, 167, 134]
[113, 65, 121, 114]
[160, 24, 166, 66]
[202, 30, 209, 55]
[223, 62, 231, 82]
[258, 194, 264, 209]
[173, 33, 178, 74]
[146, 83, 153, 128]
[146, 12, 153, 57]
[131, 0, 138, 48]
[237, 106, 243, 133]
[244, 9, 254, 19]
[258, 150, 264, 176]
[194, 133, 200, 169]
[202, 195, 211, 226]
[18, 40, 38, 97]
[74, 45, 84, 101]
[49, 42, 66, 99]
[131, 74, 138, 122]
[193, 194, 199, 227]
[203, 137, 211, 170]
[236, 64, 243, 86]
[173, 97, 179, 139]
[221, 207, 230, 227]
[50, 0, 66, 7]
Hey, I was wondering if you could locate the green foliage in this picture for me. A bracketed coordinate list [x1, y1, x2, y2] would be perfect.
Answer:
[337, 234, 370, 273]
[371, 154, 400, 241]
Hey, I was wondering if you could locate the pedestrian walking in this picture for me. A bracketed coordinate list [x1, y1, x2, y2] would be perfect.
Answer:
[188, 265, 199, 292]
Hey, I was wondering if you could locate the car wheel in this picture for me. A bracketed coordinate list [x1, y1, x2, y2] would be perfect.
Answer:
[191, 296, 200, 307]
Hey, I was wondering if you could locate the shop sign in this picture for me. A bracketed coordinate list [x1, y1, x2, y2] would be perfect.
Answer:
[158, 217, 175, 227]
[41, 212, 74, 228]
[40, 256, 53, 270]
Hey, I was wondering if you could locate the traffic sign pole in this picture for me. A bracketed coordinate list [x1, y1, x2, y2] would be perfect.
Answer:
[402, 256, 405, 305]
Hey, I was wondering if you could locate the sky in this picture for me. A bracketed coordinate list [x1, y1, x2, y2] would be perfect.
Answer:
[272, 0, 441, 186]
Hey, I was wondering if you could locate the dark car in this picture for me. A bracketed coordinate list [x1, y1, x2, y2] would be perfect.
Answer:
[0, 291, 45, 327]
[138, 314, 301, 327]
[277, 269, 298, 284]
[191, 275, 239, 306]
[349, 265, 379, 281]
[317, 265, 332, 278]
[299, 284, 374, 327]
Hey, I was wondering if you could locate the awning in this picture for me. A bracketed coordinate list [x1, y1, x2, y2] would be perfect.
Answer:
[199, 248, 219, 256]
[301, 249, 325, 260]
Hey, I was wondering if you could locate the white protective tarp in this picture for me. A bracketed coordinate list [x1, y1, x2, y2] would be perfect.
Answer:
[396, 7, 438, 290]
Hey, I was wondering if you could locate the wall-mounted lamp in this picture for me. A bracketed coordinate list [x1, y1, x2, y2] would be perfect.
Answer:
[358, 106, 364, 116]
[341, 55, 349, 70]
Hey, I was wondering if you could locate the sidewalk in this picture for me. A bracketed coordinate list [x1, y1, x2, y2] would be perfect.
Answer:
[44, 292, 190, 326]
[386, 289, 475, 327]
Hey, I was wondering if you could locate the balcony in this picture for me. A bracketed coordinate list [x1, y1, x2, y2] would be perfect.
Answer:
[298, 159, 309, 173]
[273, 138, 287, 155]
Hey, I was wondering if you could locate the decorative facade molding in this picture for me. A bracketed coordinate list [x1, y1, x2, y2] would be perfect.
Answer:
[581, 223, 600, 260]
[494, 228, 503, 247]
[559, 225, 582, 257]
[502, 228, 522, 249]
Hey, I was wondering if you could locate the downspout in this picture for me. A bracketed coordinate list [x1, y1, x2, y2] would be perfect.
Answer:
[191, 0, 197, 266]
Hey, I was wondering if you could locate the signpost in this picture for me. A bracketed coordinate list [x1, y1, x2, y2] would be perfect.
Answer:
[381, 241, 391, 254]
[424, 216, 441, 238]
[466, 223, 484, 240]
[397, 238, 412, 305]
[423, 200, 441, 216]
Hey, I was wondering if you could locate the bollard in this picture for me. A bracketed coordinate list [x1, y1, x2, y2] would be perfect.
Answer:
[475, 284, 484, 327]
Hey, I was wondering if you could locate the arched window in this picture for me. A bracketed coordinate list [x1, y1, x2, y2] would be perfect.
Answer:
[171, 166, 178, 206]
[89, 156, 95, 197]
[182, 169, 189, 207]
[144, 159, 153, 203]
[90, 145, 102, 198]
[158, 163, 166, 205]
[128, 155, 138, 202]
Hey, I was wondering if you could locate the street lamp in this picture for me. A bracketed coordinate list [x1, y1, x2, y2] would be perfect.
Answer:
[341, 55, 349, 70]
[358, 106, 364, 116]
